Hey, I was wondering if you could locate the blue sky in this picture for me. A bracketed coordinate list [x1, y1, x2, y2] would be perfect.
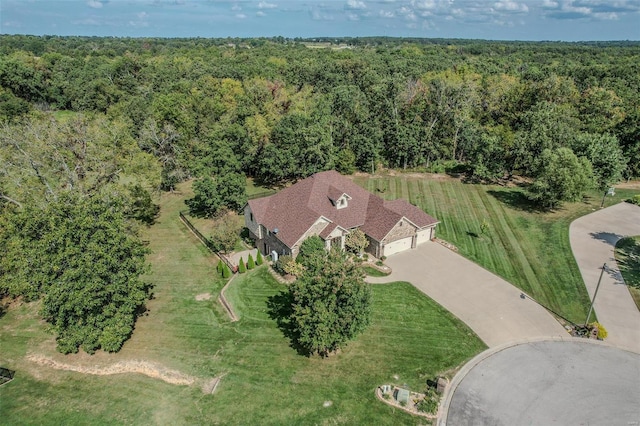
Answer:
[1, 1, 639, 41]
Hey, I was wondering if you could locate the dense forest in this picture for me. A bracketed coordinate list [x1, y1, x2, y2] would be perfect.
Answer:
[0, 35, 638, 352]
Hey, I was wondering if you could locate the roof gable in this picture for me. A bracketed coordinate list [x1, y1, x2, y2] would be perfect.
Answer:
[247, 171, 438, 247]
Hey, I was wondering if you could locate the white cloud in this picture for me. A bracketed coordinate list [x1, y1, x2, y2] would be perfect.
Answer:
[256, 11, 266, 17]
[236, 13, 247, 19]
[137, 12, 148, 19]
[347, 12, 360, 20]
[258, 1, 277, 9]
[346, 0, 367, 10]
[87, 0, 103, 9]
[412, 0, 436, 10]
[379, 9, 395, 18]
[231, 4, 241, 11]
[494, 1, 529, 13]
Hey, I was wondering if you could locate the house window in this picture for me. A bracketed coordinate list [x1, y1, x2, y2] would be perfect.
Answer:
[399, 220, 404, 226]
[250, 213, 254, 222]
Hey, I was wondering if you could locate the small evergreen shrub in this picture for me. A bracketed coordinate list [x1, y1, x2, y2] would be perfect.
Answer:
[216, 261, 223, 275]
[247, 253, 255, 270]
[238, 257, 246, 273]
[256, 250, 263, 265]
[222, 263, 231, 278]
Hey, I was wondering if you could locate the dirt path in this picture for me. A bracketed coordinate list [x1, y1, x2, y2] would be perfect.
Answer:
[27, 354, 198, 386]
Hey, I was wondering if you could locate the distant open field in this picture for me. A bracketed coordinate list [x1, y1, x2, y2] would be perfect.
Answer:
[0, 181, 485, 425]
[353, 173, 639, 324]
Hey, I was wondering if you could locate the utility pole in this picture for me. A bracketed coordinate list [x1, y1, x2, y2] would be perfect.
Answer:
[585, 263, 607, 325]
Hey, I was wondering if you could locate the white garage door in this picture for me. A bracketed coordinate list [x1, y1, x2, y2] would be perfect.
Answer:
[416, 228, 433, 245]
[383, 236, 413, 256]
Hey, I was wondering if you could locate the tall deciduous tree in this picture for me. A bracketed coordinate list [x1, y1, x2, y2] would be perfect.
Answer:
[0, 193, 152, 354]
[527, 147, 594, 209]
[289, 248, 372, 357]
[186, 172, 246, 218]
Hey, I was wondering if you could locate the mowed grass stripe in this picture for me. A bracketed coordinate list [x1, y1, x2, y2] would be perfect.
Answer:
[354, 175, 608, 324]
[476, 187, 540, 296]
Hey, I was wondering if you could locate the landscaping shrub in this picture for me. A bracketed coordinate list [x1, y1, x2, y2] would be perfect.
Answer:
[275, 255, 292, 274]
[222, 263, 231, 278]
[589, 322, 608, 339]
[627, 195, 640, 206]
[216, 261, 223, 276]
[247, 254, 255, 270]
[238, 257, 246, 273]
[256, 250, 263, 265]
[417, 388, 440, 414]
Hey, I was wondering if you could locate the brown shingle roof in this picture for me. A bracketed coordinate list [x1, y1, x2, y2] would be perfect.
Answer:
[384, 199, 439, 228]
[248, 170, 438, 248]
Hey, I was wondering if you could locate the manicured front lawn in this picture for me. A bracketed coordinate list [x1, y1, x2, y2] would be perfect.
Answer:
[353, 174, 638, 324]
[362, 265, 391, 277]
[0, 181, 485, 425]
[615, 236, 640, 311]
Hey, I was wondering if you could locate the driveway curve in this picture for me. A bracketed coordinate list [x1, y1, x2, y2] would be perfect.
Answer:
[440, 339, 640, 426]
[569, 201, 640, 353]
[367, 242, 567, 348]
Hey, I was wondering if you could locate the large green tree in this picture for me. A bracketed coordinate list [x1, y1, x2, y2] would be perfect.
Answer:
[185, 172, 246, 218]
[527, 147, 594, 209]
[289, 248, 372, 357]
[0, 193, 152, 354]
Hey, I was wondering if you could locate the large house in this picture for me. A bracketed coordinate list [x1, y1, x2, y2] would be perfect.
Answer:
[244, 170, 439, 259]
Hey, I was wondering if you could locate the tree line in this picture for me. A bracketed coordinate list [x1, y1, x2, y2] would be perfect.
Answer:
[0, 35, 638, 352]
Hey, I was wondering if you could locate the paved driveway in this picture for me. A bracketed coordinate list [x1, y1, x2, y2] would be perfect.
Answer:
[367, 242, 567, 347]
[441, 339, 640, 426]
[569, 202, 640, 353]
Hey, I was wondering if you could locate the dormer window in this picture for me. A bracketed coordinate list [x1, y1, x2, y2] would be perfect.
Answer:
[333, 193, 351, 210]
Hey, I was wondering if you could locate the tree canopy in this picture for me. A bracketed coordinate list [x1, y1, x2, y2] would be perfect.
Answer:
[0, 193, 152, 354]
[289, 248, 372, 357]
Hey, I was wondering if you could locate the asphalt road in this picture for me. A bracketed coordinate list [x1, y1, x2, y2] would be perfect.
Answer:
[442, 340, 640, 426]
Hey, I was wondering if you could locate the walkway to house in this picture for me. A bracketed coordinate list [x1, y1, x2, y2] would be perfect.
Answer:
[569, 202, 640, 353]
[229, 248, 258, 268]
[367, 242, 567, 348]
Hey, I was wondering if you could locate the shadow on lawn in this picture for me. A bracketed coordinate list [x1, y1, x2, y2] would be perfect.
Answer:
[266, 291, 309, 356]
[487, 189, 545, 213]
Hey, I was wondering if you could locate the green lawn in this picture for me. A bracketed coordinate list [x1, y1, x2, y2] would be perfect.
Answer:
[363, 265, 391, 277]
[353, 175, 638, 324]
[0, 180, 485, 425]
[615, 236, 640, 312]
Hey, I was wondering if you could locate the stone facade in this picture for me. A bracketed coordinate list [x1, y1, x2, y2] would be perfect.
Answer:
[382, 219, 418, 244]
[244, 204, 262, 239]
[290, 218, 331, 257]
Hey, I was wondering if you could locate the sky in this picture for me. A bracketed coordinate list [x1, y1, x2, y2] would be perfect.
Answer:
[1, 0, 639, 41]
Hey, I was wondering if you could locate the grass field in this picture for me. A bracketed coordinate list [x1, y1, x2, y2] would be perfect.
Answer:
[0, 181, 485, 425]
[352, 174, 638, 324]
[615, 236, 640, 311]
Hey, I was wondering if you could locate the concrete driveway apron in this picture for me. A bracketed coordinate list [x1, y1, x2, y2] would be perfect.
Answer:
[367, 242, 567, 348]
[569, 202, 640, 353]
